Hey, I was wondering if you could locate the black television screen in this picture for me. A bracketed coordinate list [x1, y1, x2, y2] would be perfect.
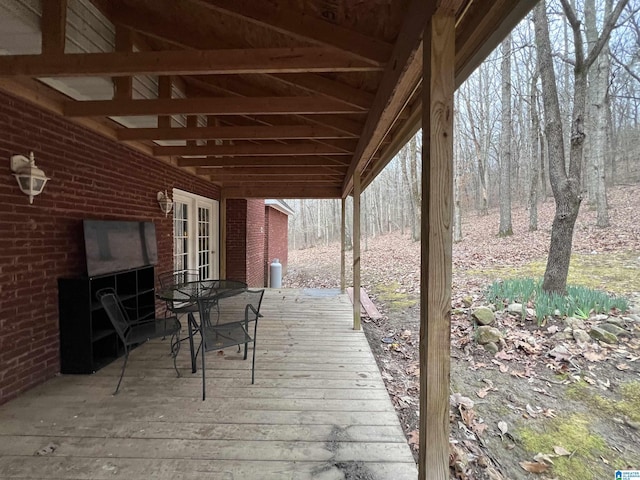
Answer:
[83, 220, 158, 277]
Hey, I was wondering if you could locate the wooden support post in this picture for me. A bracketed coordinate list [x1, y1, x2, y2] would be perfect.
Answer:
[352, 172, 361, 330]
[113, 26, 133, 100]
[220, 194, 227, 279]
[41, 0, 67, 55]
[340, 197, 346, 293]
[419, 11, 455, 480]
[158, 76, 173, 129]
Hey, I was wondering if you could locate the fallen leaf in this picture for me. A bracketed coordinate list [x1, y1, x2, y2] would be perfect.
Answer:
[450, 393, 475, 409]
[477, 388, 490, 399]
[407, 429, 419, 449]
[533, 452, 555, 464]
[583, 350, 606, 362]
[547, 325, 559, 334]
[616, 363, 630, 371]
[519, 461, 550, 473]
[498, 421, 508, 435]
[553, 446, 571, 456]
[584, 376, 596, 385]
[495, 350, 514, 361]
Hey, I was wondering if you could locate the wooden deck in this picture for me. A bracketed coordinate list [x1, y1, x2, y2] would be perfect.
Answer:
[0, 288, 417, 479]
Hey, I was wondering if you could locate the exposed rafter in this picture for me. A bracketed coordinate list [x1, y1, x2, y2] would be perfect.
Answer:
[63, 97, 366, 117]
[0, 48, 380, 77]
[117, 125, 357, 142]
[342, 0, 430, 196]
[177, 156, 349, 168]
[154, 143, 353, 157]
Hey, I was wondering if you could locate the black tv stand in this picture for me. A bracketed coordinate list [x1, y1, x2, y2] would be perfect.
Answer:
[58, 265, 155, 374]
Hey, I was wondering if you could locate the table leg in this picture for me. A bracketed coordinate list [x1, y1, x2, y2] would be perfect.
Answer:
[187, 312, 198, 374]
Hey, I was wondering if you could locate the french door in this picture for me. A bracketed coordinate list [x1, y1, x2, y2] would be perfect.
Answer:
[172, 189, 219, 280]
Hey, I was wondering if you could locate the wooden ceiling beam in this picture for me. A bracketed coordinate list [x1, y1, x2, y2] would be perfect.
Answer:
[177, 156, 349, 167]
[64, 97, 365, 117]
[270, 73, 374, 110]
[113, 26, 133, 100]
[342, 0, 432, 196]
[117, 125, 356, 142]
[0, 48, 380, 78]
[210, 175, 341, 183]
[222, 185, 342, 199]
[197, 166, 344, 176]
[155, 143, 352, 157]
[41, 0, 67, 55]
[190, 0, 393, 66]
[455, 0, 538, 86]
[107, 3, 371, 111]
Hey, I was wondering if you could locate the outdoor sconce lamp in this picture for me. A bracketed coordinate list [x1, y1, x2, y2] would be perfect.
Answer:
[10, 152, 49, 204]
[157, 190, 174, 217]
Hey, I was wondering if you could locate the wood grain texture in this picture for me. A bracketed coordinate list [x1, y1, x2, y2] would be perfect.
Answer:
[41, 0, 67, 55]
[419, 12, 455, 480]
[0, 289, 416, 480]
[352, 172, 362, 330]
[0, 48, 379, 77]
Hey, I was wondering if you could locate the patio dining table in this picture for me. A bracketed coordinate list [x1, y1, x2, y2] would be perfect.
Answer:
[156, 279, 248, 373]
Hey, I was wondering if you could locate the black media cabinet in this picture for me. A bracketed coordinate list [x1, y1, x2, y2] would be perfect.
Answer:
[58, 265, 156, 374]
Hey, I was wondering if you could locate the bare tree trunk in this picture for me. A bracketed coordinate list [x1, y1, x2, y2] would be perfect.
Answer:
[409, 136, 422, 240]
[529, 75, 541, 231]
[535, 0, 629, 294]
[454, 140, 463, 242]
[586, 0, 612, 227]
[499, 35, 513, 237]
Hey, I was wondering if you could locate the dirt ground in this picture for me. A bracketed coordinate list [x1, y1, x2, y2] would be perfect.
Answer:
[283, 185, 640, 479]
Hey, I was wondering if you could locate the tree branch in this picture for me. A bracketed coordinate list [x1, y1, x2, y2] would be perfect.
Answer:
[584, 0, 632, 69]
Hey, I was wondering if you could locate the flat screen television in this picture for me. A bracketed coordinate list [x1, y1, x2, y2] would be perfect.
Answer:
[83, 220, 158, 277]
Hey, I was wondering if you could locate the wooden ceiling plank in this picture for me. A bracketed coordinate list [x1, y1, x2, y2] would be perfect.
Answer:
[63, 97, 365, 117]
[190, 0, 392, 66]
[109, 5, 371, 111]
[0, 48, 380, 77]
[41, 0, 67, 55]
[177, 156, 349, 167]
[117, 125, 356, 141]
[342, 0, 432, 196]
[155, 143, 352, 157]
[222, 185, 341, 198]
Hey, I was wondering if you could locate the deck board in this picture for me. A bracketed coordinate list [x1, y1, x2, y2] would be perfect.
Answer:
[0, 289, 417, 479]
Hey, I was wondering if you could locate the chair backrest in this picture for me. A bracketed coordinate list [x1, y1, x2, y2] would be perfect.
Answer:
[158, 269, 200, 289]
[96, 288, 131, 341]
[198, 289, 264, 327]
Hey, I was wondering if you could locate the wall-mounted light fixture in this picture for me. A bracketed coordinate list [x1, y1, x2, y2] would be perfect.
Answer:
[10, 152, 49, 204]
[157, 190, 174, 217]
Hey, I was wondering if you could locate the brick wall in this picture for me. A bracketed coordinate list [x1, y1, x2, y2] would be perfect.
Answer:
[225, 199, 265, 287]
[0, 90, 220, 404]
[265, 206, 289, 286]
[225, 199, 247, 283]
[246, 199, 265, 287]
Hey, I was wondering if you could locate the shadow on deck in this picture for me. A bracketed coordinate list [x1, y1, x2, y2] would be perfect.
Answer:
[0, 289, 417, 479]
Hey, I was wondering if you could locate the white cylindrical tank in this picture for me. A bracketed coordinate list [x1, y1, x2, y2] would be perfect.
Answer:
[270, 258, 282, 288]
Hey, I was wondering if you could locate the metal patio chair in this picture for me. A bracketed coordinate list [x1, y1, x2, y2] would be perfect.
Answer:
[97, 288, 181, 394]
[157, 269, 201, 316]
[191, 288, 264, 400]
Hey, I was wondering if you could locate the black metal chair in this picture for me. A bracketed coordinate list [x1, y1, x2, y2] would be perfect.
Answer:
[157, 269, 201, 316]
[97, 288, 181, 395]
[191, 289, 264, 400]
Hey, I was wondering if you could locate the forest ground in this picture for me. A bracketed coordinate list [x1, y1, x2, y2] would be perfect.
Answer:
[282, 184, 640, 479]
